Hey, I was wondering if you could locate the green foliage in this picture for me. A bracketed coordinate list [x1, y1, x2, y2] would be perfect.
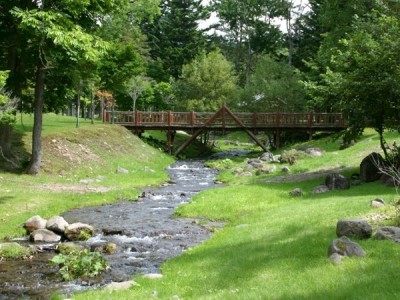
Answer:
[175, 50, 239, 111]
[50, 249, 107, 281]
[144, 0, 208, 79]
[307, 10, 400, 148]
[0, 71, 17, 125]
[213, 0, 285, 83]
[241, 55, 305, 112]
[0, 243, 33, 259]
[11, 8, 109, 63]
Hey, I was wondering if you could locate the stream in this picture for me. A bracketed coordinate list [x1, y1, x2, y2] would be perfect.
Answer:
[0, 159, 222, 299]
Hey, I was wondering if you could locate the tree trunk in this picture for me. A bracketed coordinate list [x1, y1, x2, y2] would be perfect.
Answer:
[76, 89, 80, 128]
[26, 62, 45, 174]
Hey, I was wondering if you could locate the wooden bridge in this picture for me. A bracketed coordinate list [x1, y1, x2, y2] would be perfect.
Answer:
[103, 105, 346, 155]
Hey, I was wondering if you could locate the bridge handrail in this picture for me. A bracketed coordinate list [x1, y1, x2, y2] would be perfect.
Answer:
[103, 110, 345, 128]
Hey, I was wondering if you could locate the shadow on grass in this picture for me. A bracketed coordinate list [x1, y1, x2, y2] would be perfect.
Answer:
[0, 196, 14, 204]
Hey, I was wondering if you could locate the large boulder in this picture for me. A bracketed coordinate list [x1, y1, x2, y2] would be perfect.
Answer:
[64, 222, 94, 241]
[24, 215, 47, 233]
[325, 173, 350, 190]
[46, 216, 69, 234]
[360, 152, 385, 182]
[30, 229, 61, 243]
[336, 218, 372, 239]
[328, 236, 366, 258]
[375, 226, 400, 243]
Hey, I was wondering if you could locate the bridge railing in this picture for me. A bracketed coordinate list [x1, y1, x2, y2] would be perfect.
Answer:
[103, 110, 345, 129]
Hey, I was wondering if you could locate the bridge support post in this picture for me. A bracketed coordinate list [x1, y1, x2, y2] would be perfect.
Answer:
[166, 130, 176, 155]
[274, 130, 281, 149]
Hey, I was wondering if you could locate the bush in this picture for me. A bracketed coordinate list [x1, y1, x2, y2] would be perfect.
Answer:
[50, 249, 108, 281]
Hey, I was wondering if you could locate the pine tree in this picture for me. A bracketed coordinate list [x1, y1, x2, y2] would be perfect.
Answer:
[145, 0, 208, 80]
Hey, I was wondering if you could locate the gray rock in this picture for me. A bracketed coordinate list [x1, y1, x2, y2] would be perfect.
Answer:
[336, 218, 372, 239]
[233, 168, 244, 174]
[30, 229, 61, 243]
[256, 164, 276, 175]
[116, 166, 129, 174]
[290, 188, 304, 197]
[311, 185, 329, 194]
[260, 152, 274, 162]
[360, 152, 384, 182]
[325, 173, 350, 190]
[281, 166, 290, 173]
[64, 222, 94, 241]
[375, 226, 400, 243]
[305, 147, 324, 157]
[239, 172, 253, 177]
[328, 236, 366, 257]
[24, 215, 47, 233]
[46, 216, 69, 234]
[142, 273, 163, 279]
[370, 198, 385, 208]
[329, 253, 344, 264]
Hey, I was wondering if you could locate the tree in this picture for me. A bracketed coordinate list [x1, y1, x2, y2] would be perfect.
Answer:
[306, 10, 400, 155]
[9, 1, 116, 174]
[124, 75, 153, 111]
[241, 55, 305, 112]
[212, 0, 285, 84]
[175, 50, 239, 111]
[145, 0, 208, 80]
[0, 71, 18, 166]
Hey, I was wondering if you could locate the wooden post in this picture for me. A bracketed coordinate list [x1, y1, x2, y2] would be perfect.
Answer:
[166, 130, 176, 155]
[168, 111, 172, 126]
[308, 112, 313, 127]
[252, 112, 257, 127]
[274, 130, 281, 149]
[191, 111, 196, 126]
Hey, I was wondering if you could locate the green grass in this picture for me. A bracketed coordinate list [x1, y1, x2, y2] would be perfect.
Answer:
[73, 128, 400, 300]
[75, 180, 399, 300]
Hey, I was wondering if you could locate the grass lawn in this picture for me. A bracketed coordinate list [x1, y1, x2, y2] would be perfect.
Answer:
[74, 129, 400, 300]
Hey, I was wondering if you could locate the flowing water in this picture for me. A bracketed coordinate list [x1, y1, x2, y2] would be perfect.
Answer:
[0, 159, 222, 299]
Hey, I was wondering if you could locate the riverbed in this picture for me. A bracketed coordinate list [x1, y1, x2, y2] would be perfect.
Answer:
[0, 159, 222, 299]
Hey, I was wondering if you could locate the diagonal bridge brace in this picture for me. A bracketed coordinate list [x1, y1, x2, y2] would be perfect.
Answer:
[174, 105, 268, 156]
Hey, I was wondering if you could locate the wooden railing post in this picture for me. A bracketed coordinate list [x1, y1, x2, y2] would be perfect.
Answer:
[276, 113, 281, 127]
[253, 112, 257, 127]
[191, 111, 195, 126]
[168, 111, 173, 126]
[308, 112, 313, 128]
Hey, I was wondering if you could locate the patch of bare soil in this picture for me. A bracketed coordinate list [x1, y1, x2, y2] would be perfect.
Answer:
[260, 166, 354, 183]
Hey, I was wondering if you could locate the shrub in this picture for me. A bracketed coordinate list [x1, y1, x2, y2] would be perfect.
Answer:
[50, 249, 108, 281]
